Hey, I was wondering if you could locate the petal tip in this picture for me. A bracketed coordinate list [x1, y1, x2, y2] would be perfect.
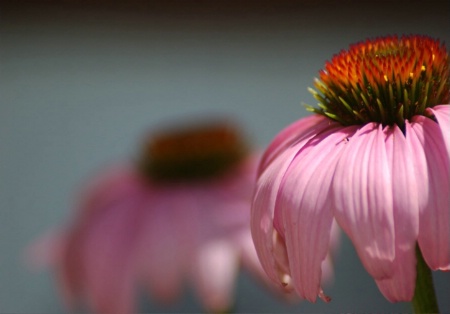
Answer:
[319, 289, 331, 303]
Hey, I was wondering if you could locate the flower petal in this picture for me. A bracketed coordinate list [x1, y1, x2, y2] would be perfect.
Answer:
[375, 124, 421, 301]
[137, 198, 187, 303]
[236, 230, 269, 284]
[251, 116, 333, 287]
[258, 115, 331, 175]
[426, 105, 450, 161]
[58, 227, 85, 309]
[320, 220, 341, 289]
[24, 228, 65, 271]
[333, 123, 395, 279]
[410, 115, 450, 270]
[238, 230, 267, 279]
[277, 125, 357, 301]
[375, 248, 416, 302]
[190, 240, 239, 312]
[75, 165, 142, 219]
[82, 195, 145, 314]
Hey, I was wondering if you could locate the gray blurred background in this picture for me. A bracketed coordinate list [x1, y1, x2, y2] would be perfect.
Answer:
[1, 0, 449, 312]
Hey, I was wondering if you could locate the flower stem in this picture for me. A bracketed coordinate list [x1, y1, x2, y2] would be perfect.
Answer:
[412, 245, 439, 313]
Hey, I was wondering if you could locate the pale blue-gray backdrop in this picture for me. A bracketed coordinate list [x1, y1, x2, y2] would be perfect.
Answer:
[1, 0, 449, 312]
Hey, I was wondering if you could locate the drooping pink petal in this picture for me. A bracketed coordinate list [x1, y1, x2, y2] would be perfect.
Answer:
[55, 166, 148, 312]
[75, 165, 142, 220]
[328, 219, 341, 258]
[57, 224, 87, 309]
[237, 230, 273, 283]
[198, 180, 252, 237]
[258, 115, 331, 175]
[271, 231, 294, 291]
[137, 191, 192, 303]
[251, 116, 334, 287]
[375, 249, 416, 302]
[25, 233, 83, 308]
[238, 229, 299, 300]
[81, 194, 145, 314]
[410, 115, 450, 270]
[190, 240, 239, 312]
[333, 123, 395, 279]
[422, 106, 450, 218]
[426, 105, 450, 160]
[252, 153, 292, 286]
[24, 228, 65, 271]
[276, 125, 357, 301]
[320, 256, 334, 289]
[375, 124, 421, 301]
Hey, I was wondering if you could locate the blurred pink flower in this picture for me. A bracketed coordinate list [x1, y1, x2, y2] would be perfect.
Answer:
[251, 35, 450, 303]
[27, 121, 284, 313]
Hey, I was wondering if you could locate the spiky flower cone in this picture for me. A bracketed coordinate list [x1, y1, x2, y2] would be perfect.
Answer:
[308, 35, 449, 128]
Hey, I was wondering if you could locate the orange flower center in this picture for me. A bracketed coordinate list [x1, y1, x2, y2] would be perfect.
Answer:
[139, 121, 248, 182]
[307, 35, 449, 127]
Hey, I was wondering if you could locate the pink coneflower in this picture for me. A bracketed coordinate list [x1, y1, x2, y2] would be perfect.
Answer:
[28, 120, 292, 313]
[251, 35, 449, 309]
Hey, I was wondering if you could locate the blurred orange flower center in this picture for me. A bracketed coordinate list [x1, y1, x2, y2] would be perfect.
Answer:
[140, 122, 248, 182]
